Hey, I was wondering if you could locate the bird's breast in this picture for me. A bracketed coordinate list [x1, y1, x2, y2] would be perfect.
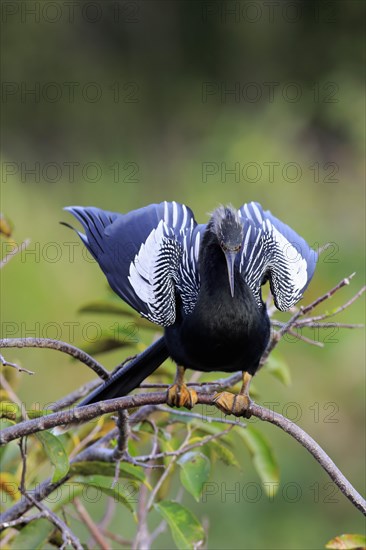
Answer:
[165, 282, 270, 374]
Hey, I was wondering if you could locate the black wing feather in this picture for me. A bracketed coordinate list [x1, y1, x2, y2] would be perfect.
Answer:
[64, 202, 200, 325]
[238, 202, 317, 310]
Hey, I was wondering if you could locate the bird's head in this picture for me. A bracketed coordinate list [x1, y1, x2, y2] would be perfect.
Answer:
[210, 205, 244, 298]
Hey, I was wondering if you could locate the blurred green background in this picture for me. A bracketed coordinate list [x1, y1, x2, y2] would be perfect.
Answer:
[1, 1, 365, 548]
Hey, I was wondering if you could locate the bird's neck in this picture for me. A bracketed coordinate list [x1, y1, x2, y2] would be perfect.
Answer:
[197, 226, 262, 315]
[198, 227, 236, 301]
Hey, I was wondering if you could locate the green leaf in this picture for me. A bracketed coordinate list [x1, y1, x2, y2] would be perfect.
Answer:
[79, 301, 156, 330]
[191, 419, 230, 436]
[210, 440, 241, 468]
[177, 451, 210, 502]
[264, 352, 291, 386]
[325, 533, 366, 549]
[72, 475, 136, 512]
[0, 404, 54, 422]
[154, 500, 205, 550]
[0, 418, 15, 429]
[28, 409, 54, 419]
[70, 460, 147, 485]
[78, 333, 135, 355]
[238, 427, 279, 495]
[79, 300, 136, 315]
[0, 401, 21, 421]
[36, 431, 70, 483]
[12, 518, 54, 550]
[0, 419, 16, 465]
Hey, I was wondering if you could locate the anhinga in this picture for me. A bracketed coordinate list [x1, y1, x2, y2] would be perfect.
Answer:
[64, 201, 316, 416]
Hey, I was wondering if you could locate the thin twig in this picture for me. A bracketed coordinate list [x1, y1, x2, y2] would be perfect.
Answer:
[146, 426, 193, 511]
[286, 329, 324, 347]
[317, 242, 332, 256]
[271, 320, 363, 329]
[139, 426, 233, 464]
[69, 421, 104, 460]
[13, 442, 82, 549]
[102, 529, 132, 546]
[97, 498, 116, 535]
[112, 355, 138, 373]
[133, 476, 152, 549]
[0, 372, 29, 420]
[0, 239, 30, 269]
[150, 485, 185, 545]
[301, 273, 355, 315]
[0, 338, 109, 381]
[0, 476, 69, 531]
[73, 498, 110, 550]
[298, 286, 366, 324]
[19, 438, 28, 494]
[258, 277, 364, 367]
[156, 405, 246, 427]
[132, 417, 160, 549]
[0, 513, 44, 529]
[0, 353, 34, 375]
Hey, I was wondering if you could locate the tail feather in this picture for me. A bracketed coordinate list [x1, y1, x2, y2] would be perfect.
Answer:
[78, 337, 169, 407]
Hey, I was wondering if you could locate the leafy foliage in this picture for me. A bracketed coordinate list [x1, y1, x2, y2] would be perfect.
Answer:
[0, 284, 364, 548]
[155, 500, 205, 549]
[325, 534, 366, 549]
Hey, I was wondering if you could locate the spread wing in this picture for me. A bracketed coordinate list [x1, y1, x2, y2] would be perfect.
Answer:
[238, 202, 317, 311]
[64, 201, 203, 326]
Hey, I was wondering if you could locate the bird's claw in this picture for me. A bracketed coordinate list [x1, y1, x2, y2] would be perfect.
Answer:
[213, 391, 252, 418]
[167, 384, 198, 409]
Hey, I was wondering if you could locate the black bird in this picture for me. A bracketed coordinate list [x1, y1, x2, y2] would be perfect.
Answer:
[64, 201, 317, 416]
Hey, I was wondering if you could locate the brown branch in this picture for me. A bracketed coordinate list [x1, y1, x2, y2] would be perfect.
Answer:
[0, 274, 364, 534]
[0, 394, 167, 444]
[0, 405, 160, 528]
[0, 476, 70, 532]
[73, 498, 110, 550]
[23, 493, 83, 550]
[0, 391, 365, 517]
[0, 338, 110, 381]
[112, 411, 129, 460]
[250, 402, 366, 516]
[111, 410, 130, 487]
[14, 438, 82, 549]
[19, 438, 28, 494]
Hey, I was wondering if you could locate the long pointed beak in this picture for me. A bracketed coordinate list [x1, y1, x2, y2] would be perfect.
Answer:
[224, 250, 236, 298]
